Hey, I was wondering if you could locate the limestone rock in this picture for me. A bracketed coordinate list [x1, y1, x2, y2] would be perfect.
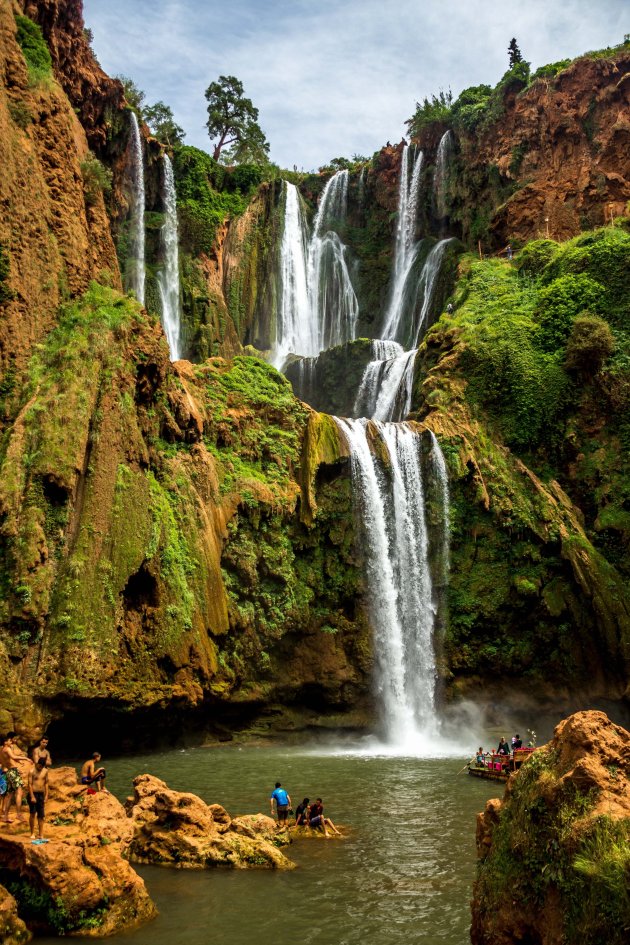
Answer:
[0, 883, 31, 944]
[127, 774, 294, 869]
[471, 710, 630, 945]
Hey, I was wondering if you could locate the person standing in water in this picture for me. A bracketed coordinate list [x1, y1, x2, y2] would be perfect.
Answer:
[270, 781, 291, 830]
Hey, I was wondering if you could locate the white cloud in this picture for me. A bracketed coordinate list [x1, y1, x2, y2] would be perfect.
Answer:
[83, 0, 628, 169]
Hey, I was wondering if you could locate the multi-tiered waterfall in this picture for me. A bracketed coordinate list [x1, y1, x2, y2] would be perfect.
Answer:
[272, 152, 455, 749]
[273, 171, 358, 367]
[157, 154, 182, 361]
[126, 112, 145, 305]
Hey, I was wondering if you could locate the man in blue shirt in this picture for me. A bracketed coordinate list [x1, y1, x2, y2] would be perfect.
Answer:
[269, 781, 292, 829]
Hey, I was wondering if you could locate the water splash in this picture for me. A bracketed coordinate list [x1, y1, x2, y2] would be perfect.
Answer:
[126, 112, 145, 305]
[381, 144, 424, 342]
[157, 155, 182, 360]
[335, 418, 449, 751]
[434, 130, 453, 220]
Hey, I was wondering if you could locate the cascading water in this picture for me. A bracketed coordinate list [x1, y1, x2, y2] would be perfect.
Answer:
[126, 112, 145, 305]
[157, 155, 182, 361]
[434, 130, 453, 220]
[273, 172, 358, 366]
[336, 418, 448, 750]
[408, 237, 454, 346]
[354, 342, 416, 422]
[381, 144, 424, 342]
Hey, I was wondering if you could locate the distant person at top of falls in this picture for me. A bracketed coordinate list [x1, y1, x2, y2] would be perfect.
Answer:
[270, 781, 291, 830]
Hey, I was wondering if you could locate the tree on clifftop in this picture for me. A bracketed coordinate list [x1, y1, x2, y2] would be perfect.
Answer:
[204, 75, 270, 164]
[508, 38, 524, 67]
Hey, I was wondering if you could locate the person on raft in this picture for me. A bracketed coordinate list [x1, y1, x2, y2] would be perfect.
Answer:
[80, 752, 107, 792]
[497, 737, 511, 756]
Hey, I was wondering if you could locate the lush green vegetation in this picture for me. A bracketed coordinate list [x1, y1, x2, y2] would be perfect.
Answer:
[14, 14, 52, 84]
[80, 152, 113, 206]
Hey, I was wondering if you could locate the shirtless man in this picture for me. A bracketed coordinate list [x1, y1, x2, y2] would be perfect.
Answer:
[27, 759, 49, 841]
[31, 736, 52, 768]
[80, 753, 106, 792]
[1, 733, 32, 823]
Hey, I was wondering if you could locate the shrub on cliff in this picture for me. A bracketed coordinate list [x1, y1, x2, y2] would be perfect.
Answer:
[535, 273, 603, 352]
[14, 15, 52, 85]
[566, 314, 615, 376]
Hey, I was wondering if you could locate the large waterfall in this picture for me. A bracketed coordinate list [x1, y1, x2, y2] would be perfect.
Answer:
[353, 342, 416, 422]
[336, 418, 449, 749]
[157, 155, 182, 361]
[274, 172, 358, 366]
[381, 144, 424, 342]
[126, 112, 145, 305]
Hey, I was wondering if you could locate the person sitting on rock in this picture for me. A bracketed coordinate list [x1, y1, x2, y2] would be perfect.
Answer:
[31, 736, 52, 768]
[269, 781, 291, 830]
[308, 798, 341, 838]
[294, 797, 310, 826]
[27, 758, 49, 842]
[80, 753, 107, 793]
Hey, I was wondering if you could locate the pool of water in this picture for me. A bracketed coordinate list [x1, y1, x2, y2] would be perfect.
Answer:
[38, 741, 499, 945]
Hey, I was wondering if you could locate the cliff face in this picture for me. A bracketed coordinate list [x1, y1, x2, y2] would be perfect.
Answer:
[0, 0, 120, 385]
[413, 51, 630, 245]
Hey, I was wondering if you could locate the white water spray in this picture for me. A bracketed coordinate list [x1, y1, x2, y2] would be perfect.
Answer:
[157, 155, 182, 360]
[127, 112, 145, 305]
[354, 342, 417, 421]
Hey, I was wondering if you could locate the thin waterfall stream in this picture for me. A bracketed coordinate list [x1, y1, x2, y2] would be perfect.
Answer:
[157, 154, 182, 361]
[126, 112, 145, 305]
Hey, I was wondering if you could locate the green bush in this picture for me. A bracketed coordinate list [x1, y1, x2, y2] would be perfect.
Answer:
[406, 90, 453, 136]
[531, 59, 571, 81]
[14, 14, 52, 84]
[80, 152, 113, 206]
[536, 273, 603, 351]
[516, 239, 559, 275]
[565, 314, 615, 375]
[450, 85, 493, 131]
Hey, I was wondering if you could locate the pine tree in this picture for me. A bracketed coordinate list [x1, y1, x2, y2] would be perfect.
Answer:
[508, 38, 523, 67]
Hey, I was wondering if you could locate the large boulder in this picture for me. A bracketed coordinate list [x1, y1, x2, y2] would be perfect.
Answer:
[127, 774, 293, 870]
[0, 767, 155, 937]
[471, 710, 630, 945]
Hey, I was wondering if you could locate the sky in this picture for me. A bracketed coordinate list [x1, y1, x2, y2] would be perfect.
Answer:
[83, 0, 628, 170]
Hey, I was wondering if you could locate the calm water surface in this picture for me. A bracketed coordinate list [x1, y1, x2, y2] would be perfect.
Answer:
[40, 743, 498, 945]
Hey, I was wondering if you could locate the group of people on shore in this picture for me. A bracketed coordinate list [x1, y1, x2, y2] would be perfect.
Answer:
[0, 733, 108, 843]
[270, 782, 341, 838]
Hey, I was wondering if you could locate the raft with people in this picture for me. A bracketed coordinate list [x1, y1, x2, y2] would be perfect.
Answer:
[466, 734, 536, 782]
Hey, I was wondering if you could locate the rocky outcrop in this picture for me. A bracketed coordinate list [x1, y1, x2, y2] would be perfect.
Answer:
[126, 774, 293, 869]
[0, 884, 31, 945]
[0, 2, 120, 382]
[471, 711, 630, 945]
[0, 767, 156, 937]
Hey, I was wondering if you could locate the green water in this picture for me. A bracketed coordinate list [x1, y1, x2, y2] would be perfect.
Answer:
[40, 743, 498, 945]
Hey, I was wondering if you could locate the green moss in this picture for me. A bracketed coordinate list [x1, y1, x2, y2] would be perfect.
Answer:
[14, 14, 52, 85]
[0, 242, 15, 305]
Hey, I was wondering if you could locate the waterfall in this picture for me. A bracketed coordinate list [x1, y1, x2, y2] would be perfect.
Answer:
[354, 342, 416, 422]
[429, 430, 450, 584]
[274, 172, 358, 366]
[274, 182, 312, 366]
[434, 130, 453, 220]
[336, 418, 447, 748]
[126, 112, 145, 305]
[409, 238, 454, 346]
[157, 155, 182, 361]
[381, 144, 424, 342]
[307, 169, 359, 353]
